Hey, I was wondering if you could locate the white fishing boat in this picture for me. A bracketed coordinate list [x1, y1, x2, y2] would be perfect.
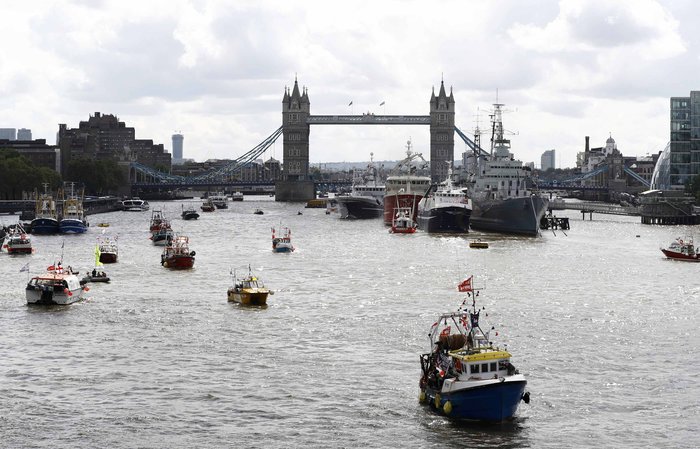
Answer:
[25, 264, 88, 305]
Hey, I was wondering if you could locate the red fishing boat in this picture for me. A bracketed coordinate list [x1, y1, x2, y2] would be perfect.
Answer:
[660, 237, 700, 262]
[390, 207, 417, 234]
[149, 209, 166, 234]
[4, 224, 32, 254]
[383, 139, 431, 225]
[161, 235, 195, 269]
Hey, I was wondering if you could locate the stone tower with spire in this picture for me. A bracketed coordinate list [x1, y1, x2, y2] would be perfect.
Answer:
[429, 80, 456, 182]
[278, 77, 315, 201]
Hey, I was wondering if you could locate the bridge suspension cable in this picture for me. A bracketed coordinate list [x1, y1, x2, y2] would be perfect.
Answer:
[454, 126, 490, 158]
[130, 126, 284, 184]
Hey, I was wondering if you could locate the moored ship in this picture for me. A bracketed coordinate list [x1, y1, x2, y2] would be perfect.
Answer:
[465, 104, 547, 236]
[337, 154, 385, 219]
[59, 183, 88, 234]
[417, 167, 472, 233]
[31, 184, 60, 234]
[383, 140, 431, 226]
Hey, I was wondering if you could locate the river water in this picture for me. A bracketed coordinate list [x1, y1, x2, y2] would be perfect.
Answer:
[1, 199, 698, 448]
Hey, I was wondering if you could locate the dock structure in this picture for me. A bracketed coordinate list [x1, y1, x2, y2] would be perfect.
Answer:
[540, 213, 570, 230]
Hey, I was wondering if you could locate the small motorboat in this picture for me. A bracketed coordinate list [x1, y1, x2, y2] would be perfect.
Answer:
[661, 236, 700, 262]
[254, 208, 264, 215]
[231, 191, 244, 201]
[469, 240, 489, 249]
[151, 222, 174, 246]
[82, 269, 110, 283]
[390, 207, 417, 234]
[26, 264, 89, 305]
[181, 204, 200, 220]
[201, 198, 216, 212]
[227, 266, 271, 306]
[419, 276, 529, 421]
[272, 225, 295, 253]
[97, 223, 110, 228]
[161, 235, 195, 269]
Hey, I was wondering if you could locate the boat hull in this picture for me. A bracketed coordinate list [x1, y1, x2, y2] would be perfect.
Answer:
[417, 206, 471, 233]
[26, 286, 84, 305]
[469, 195, 548, 236]
[59, 219, 87, 234]
[336, 196, 383, 219]
[161, 255, 195, 269]
[7, 244, 32, 254]
[152, 232, 173, 246]
[99, 252, 118, 264]
[424, 378, 527, 421]
[383, 194, 423, 225]
[227, 289, 269, 306]
[182, 212, 200, 220]
[31, 218, 60, 234]
[660, 249, 700, 261]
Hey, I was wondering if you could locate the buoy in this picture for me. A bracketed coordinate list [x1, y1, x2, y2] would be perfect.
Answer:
[443, 401, 453, 415]
[522, 391, 531, 404]
[434, 393, 441, 409]
[419, 391, 426, 404]
[163, 262, 168, 268]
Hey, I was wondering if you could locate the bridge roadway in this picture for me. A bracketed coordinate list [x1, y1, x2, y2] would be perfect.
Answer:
[307, 114, 430, 125]
[130, 180, 353, 192]
[553, 200, 640, 216]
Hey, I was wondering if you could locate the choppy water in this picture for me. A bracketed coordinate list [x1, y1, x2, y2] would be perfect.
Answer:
[1, 199, 698, 448]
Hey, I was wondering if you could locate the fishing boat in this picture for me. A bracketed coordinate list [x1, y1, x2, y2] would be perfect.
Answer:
[383, 139, 431, 225]
[390, 207, 417, 234]
[25, 264, 88, 305]
[149, 209, 166, 234]
[227, 266, 271, 306]
[272, 225, 294, 252]
[151, 221, 174, 246]
[231, 191, 244, 201]
[97, 236, 118, 263]
[4, 224, 32, 254]
[419, 276, 530, 421]
[31, 183, 60, 234]
[201, 198, 216, 212]
[59, 182, 88, 234]
[661, 237, 700, 262]
[210, 192, 228, 209]
[336, 153, 385, 219]
[121, 197, 149, 211]
[161, 235, 195, 269]
[416, 167, 472, 233]
[181, 204, 200, 220]
[465, 103, 548, 236]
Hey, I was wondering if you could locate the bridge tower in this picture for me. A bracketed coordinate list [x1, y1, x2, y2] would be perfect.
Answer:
[276, 77, 315, 201]
[429, 80, 455, 182]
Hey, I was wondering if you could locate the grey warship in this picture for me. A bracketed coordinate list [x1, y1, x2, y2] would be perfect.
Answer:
[466, 103, 548, 236]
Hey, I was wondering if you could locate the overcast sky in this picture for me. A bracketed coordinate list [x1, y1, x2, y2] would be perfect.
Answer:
[2, 0, 697, 168]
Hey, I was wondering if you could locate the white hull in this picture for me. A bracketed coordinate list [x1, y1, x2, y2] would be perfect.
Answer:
[26, 286, 84, 305]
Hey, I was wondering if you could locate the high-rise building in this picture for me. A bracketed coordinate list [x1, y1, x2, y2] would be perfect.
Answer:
[541, 149, 556, 171]
[57, 112, 171, 177]
[17, 128, 32, 140]
[0, 128, 16, 140]
[664, 91, 700, 189]
[172, 133, 184, 164]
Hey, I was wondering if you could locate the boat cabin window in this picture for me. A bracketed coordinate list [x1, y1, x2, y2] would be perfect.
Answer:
[481, 363, 489, 372]
[490, 362, 497, 372]
[470, 364, 479, 374]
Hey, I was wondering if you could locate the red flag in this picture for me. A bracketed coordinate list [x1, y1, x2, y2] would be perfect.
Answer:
[458, 276, 473, 292]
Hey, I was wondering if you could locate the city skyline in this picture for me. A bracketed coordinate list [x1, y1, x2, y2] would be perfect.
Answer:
[2, 0, 698, 168]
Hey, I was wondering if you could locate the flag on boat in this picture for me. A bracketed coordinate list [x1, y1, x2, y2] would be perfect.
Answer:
[379, 101, 385, 106]
[19, 263, 29, 273]
[94, 245, 103, 267]
[458, 276, 473, 292]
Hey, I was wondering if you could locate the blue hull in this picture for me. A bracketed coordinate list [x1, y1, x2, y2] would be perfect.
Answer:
[31, 218, 60, 234]
[273, 248, 293, 253]
[425, 380, 526, 421]
[59, 219, 87, 234]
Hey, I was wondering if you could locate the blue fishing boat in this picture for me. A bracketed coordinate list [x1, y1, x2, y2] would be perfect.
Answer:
[31, 183, 59, 234]
[59, 183, 88, 234]
[419, 276, 530, 421]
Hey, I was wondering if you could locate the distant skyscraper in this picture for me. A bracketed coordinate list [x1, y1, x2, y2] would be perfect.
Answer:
[0, 128, 16, 140]
[172, 133, 184, 164]
[541, 149, 556, 170]
[17, 128, 32, 140]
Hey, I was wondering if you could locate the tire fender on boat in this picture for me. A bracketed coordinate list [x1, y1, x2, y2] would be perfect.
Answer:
[418, 390, 426, 404]
[434, 393, 441, 409]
